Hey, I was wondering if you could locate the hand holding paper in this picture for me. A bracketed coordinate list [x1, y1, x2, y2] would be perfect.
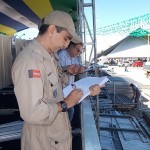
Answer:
[67, 64, 80, 75]
[63, 77, 109, 103]
[89, 84, 101, 96]
[71, 83, 77, 89]
[64, 88, 83, 107]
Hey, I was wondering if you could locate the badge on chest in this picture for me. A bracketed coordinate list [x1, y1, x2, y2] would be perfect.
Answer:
[53, 88, 57, 98]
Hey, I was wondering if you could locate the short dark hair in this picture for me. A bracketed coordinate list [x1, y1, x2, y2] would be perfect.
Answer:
[38, 24, 49, 35]
[130, 83, 134, 87]
[68, 41, 83, 48]
[68, 41, 76, 48]
[38, 25, 67, 35]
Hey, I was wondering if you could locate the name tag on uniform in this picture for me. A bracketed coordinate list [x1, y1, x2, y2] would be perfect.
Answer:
[28, 70, 41, 78]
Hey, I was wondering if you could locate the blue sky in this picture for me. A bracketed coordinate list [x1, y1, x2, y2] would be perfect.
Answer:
[85, 0, 150, 29]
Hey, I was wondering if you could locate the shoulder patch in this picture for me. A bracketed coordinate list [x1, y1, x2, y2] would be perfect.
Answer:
[32, 50, 43, 62]
[28, 69, 41, 78]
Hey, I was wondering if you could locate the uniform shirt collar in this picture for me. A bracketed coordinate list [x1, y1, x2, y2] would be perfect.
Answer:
[32, 39, 53, 61]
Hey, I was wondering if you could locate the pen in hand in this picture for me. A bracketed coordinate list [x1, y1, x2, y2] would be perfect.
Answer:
[71, 83, 77, 90]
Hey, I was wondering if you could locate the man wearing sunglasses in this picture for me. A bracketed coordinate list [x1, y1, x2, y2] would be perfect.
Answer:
[58, 42, 86, 82]
[58, 42, 86, 122]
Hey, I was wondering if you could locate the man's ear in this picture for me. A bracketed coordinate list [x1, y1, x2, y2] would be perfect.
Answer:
[47, 25, 56, 35]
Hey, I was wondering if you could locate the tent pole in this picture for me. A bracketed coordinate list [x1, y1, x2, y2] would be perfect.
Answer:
[147, 35, 150, 61]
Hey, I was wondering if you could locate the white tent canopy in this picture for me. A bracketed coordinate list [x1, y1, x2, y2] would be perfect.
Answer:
[107, 36, 150, 58]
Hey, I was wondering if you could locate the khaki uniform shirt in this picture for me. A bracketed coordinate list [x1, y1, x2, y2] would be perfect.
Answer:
[12, 39, 71, 150]
[53, 53, 69, 88]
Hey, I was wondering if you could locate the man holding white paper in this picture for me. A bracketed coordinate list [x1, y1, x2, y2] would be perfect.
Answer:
[58, 42, 86, 122]
[63, 76, 108, 103]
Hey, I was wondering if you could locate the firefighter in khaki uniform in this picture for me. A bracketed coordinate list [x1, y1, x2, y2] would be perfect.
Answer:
[12, 10, 101, 150]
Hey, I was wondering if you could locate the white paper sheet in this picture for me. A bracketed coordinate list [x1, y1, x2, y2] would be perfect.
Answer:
[63, 76, 109, 103]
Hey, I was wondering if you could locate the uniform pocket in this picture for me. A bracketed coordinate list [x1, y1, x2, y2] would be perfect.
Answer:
[47, 73, 58, 86]
[47, 71, 59, 99]
[48, 129, 71, 150]
[44, 60, 58, 86]
[46, 112, 70, 138]
[49, 129, 69, 142]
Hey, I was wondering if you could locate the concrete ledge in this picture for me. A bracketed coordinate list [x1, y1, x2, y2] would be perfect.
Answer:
[81, 98, 101, 150]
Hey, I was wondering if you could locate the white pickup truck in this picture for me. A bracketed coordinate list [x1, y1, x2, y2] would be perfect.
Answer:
[143, 62, 150, 78]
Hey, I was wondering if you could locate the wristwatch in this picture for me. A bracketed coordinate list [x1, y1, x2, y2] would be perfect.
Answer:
[59, 101, 68, 112]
